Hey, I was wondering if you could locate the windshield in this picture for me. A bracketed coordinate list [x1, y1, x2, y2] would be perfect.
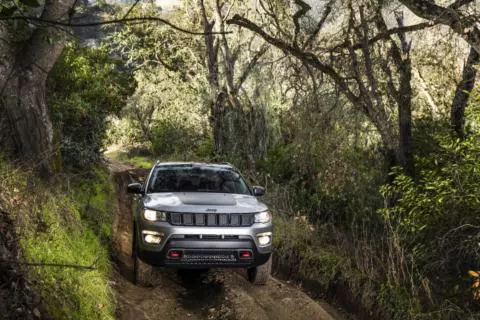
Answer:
[147, 165, 251, 195]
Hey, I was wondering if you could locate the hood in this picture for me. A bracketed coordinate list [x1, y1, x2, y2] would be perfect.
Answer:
[142, 192, 268, 214]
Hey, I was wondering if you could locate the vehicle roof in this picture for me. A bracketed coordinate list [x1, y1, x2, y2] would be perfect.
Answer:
[154, 161, 234, 169]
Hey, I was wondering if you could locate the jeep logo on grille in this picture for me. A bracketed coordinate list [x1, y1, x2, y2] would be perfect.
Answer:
[206, 208, 217, 212]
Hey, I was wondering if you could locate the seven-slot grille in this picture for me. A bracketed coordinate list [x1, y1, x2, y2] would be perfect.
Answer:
[169, 212, 254, 227]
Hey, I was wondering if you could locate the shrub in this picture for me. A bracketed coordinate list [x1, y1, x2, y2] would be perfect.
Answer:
[379, 103, 480, 317]
[150, 120, 202, 157]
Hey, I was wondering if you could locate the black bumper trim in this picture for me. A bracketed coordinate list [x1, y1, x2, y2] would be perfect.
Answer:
[137, 238, 271, 268]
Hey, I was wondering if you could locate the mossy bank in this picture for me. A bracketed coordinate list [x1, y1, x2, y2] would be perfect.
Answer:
[0, 159, 116, 320]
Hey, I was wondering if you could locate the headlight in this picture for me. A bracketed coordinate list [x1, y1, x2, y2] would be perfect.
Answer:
[254, 211, 271, 224]
[143, 209, 168, 221]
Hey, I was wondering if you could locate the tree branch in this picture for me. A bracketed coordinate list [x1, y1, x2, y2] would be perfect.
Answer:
[292, 0, 311, 46]
[122, 0, 141, 20]
[449, 0, 475, 10]
[0, 259, 97, 270]
[331, 21, 433, 52]
[0, 16, 231, 35]
[398, 0, 480, 54]
[234, 44, 269, 94]
[227, 14, 361, 106]
[302, 0, 334, 49]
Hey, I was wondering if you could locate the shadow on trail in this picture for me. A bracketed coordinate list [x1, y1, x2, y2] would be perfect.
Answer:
[174, 269, 236, 319]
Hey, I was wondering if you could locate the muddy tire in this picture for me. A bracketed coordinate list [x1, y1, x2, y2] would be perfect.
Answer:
[247, 255, 272, 285]
[132, 228, 154, 286]
[133, 255, 155, 286]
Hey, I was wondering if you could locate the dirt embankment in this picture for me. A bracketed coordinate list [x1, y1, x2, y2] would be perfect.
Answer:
[108, 161, 344, 320]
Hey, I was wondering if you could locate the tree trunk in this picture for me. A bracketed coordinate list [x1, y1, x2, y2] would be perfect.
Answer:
[451, 46, 479, 138]
[397, 87, 414, 178]
[379, 11, 415, 178]
[211, 91, 228, 155]
[395, 43, 414, 178]
[1, 71, 53, 177]
[0, 0, 75, 177]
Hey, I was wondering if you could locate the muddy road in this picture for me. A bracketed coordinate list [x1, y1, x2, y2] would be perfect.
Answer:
[108, 161, 343, 320]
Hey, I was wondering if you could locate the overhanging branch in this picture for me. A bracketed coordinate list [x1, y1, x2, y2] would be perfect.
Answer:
[0, 16, 231, 35]
[331, 21, 433, 52]
[226, 14, 361, 106]
[398, 0, 480, 54]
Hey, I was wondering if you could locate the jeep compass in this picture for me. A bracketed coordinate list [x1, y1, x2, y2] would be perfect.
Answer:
[127, 162, 272, 285]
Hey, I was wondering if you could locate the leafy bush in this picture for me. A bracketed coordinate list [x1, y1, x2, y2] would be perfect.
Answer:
[48, 42, 134, 170]
[378, 103, 480, 317]
[150, 120, 204, 157]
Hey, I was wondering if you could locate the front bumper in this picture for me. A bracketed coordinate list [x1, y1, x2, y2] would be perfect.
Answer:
[135, 220, 272, 268]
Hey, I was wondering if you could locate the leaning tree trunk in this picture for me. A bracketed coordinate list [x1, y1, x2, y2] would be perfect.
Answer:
[394, 17, 414, 179]
[451, 47, 479, 139]
[0, 0, 75, 177]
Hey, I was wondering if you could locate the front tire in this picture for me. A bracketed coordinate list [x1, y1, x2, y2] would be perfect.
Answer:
[247, 255, 272, 285]
[132, 228, 154, 286]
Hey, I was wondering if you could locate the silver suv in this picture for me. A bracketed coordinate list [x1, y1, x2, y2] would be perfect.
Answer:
[127, 162, 273, 285]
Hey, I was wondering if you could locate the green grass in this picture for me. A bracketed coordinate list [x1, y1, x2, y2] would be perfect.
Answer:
[273, 214, 345, 288]
[0, 159, 116, 320]
[105, 150, 153, 168]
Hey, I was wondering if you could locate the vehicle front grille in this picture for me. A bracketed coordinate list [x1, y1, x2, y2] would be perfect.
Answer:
[169, 212, 254, 227]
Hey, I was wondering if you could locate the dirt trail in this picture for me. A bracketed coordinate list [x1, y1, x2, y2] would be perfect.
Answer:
[108, 160, 344, 320]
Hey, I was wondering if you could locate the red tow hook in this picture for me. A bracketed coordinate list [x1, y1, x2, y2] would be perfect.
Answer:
[239, 250, 252, 259]
[168, 250, 183, 258]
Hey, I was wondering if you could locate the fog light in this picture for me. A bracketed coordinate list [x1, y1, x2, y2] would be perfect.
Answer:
[256, 232, 272, 246]
[142, 230, 163, 244]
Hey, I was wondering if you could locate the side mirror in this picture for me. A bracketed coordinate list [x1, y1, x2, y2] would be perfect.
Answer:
[127, 182, 143, 194]
[252, 186, 265, 197]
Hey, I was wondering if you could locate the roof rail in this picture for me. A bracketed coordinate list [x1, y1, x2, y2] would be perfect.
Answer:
[219, 161, 232, 166]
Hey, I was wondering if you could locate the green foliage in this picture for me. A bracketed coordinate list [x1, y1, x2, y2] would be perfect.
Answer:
[47, 42, 134, 170]
[150, 119, 204, 157]
[378, 101, 480, 317]
[21, 208, 113, 320]
[0, 0, 39, 17]
[257, 103, 384, 227]
[105, 150, 154, 169]
[273, 215, 344, 289]
[0, 160, 116, 320]
[194, 136, 215, 159]
[72, 168, 115, 242]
